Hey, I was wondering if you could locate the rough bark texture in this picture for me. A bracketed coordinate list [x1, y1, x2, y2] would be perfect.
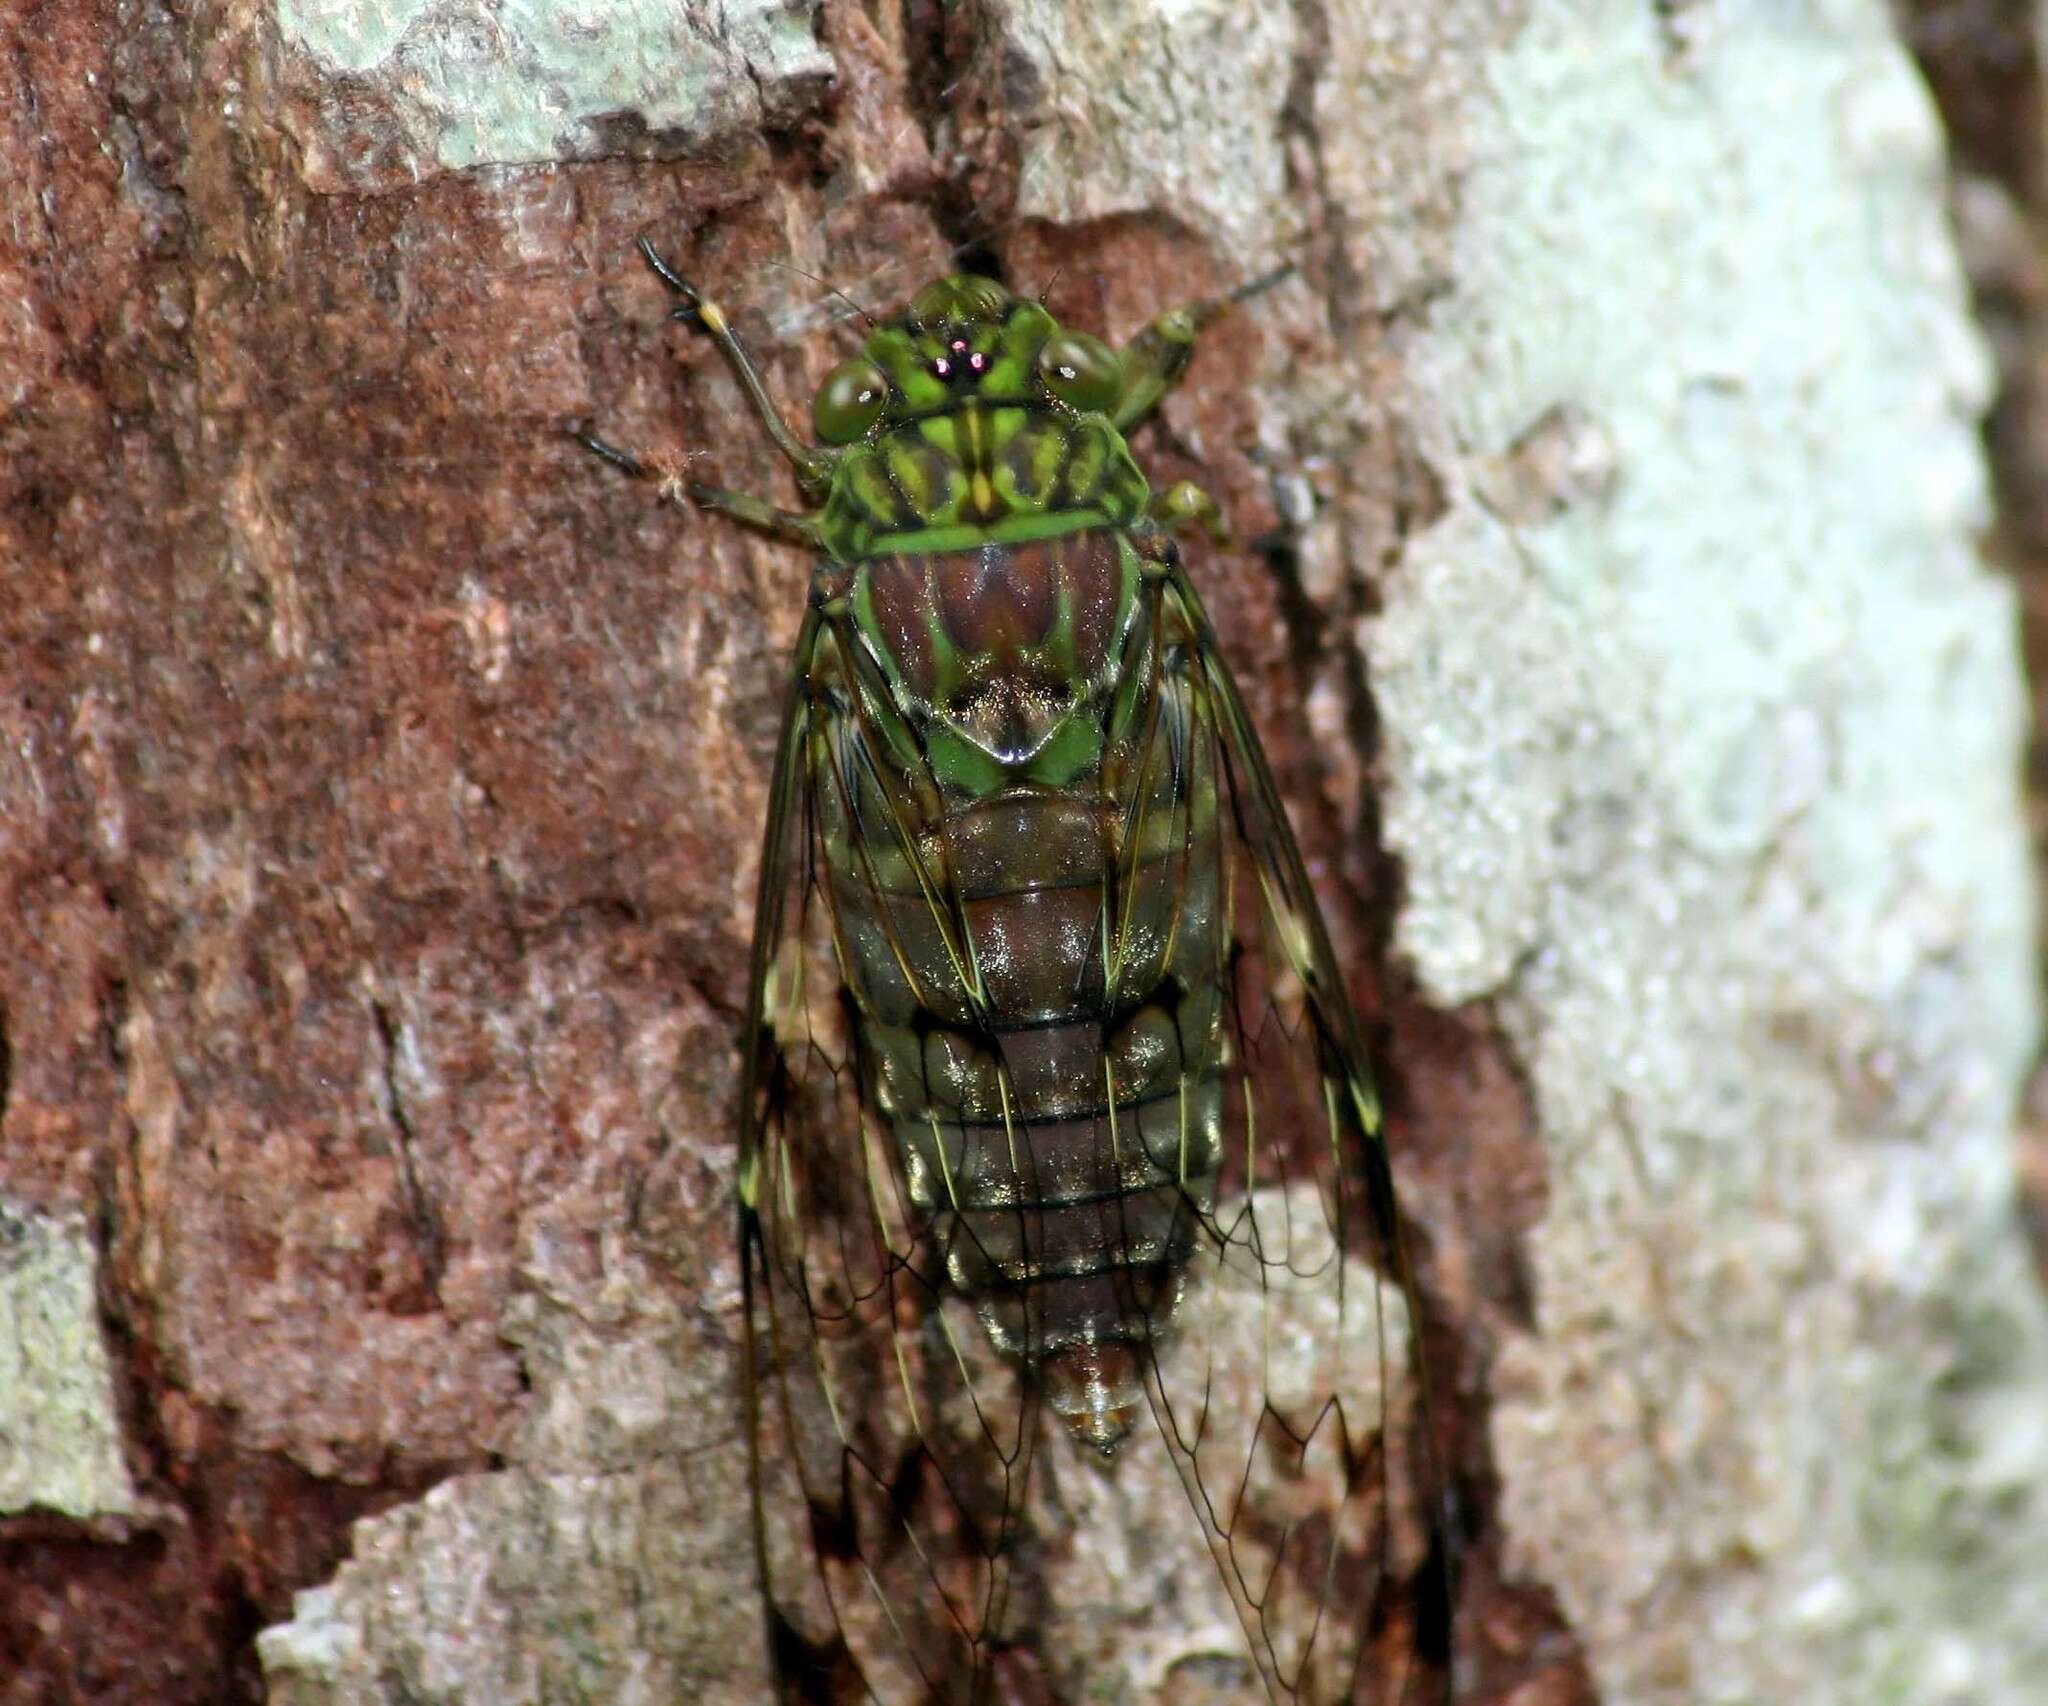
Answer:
[1, 1, 2042, 1703]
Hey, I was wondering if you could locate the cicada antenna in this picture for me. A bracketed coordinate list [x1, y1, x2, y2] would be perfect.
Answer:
[1226, 261, 1298, 307]
[764, 259, 878, 330]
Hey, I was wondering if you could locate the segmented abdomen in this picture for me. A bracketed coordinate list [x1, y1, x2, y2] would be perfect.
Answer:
[815, 541, 1228, 1450]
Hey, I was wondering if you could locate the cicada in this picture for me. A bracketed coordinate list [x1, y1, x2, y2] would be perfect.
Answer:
[584, 244, 1452, 1705]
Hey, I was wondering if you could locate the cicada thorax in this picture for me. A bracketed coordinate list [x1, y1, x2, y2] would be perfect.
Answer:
[807, 404, 1231, 1453]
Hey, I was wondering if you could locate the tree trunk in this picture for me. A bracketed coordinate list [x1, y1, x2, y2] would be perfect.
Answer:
[3, 1, 2043, 1702]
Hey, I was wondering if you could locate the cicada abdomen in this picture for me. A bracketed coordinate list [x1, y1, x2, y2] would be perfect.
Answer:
[831, 512, 1238, 1443]
[585, 260, 1451, 1706]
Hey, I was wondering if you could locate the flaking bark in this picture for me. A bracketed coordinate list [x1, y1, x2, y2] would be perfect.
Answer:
[1, 1, 2042, 1702]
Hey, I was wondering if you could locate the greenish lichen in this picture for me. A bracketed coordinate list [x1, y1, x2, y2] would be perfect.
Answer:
[1364, 3, 2048, 1700]
[276, 0, 833, 179]
[257, 1459, 770, 1705]
[0, 1199, 138, 1521]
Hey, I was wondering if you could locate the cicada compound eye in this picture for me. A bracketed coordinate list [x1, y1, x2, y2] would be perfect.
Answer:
[1037, 332, 1121, 413]
[813, 359, 890, 444]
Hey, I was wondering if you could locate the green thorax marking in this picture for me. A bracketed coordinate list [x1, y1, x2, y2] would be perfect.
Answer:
[799, 277, 1175, 796]
[814, 281, 1152, 562]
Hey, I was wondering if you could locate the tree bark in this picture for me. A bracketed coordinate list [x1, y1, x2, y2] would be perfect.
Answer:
[2, 1, 2042, 1703]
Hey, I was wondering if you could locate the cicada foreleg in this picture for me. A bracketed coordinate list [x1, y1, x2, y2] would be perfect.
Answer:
[575, 428, 824, 551]
[1110, 263, 1297, 433]
[1147, 479, 1229, 546]
[1118, 265, 1297, 544]
[686, 484, 825, 550]
[635, 236, 839, 505]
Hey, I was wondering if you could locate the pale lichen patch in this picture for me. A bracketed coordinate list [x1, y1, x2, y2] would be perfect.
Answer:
[274, 0, 835, 189]
[0, 1199, 139, 1522]
[1370, 3, 2048, 1700]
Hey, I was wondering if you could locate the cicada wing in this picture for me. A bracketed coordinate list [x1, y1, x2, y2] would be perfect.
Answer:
[738, 611, 1043, 1706]
[1135, 566, 1453, 1706]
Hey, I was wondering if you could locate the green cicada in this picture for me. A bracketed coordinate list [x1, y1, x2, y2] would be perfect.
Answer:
[585, 243, 1451, 1705]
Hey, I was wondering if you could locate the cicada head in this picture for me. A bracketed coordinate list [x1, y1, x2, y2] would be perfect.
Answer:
[808, 275, 1126, 444]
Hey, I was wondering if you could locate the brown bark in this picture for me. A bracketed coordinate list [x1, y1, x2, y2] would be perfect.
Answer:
[7, 1, 2041, 1703]
[0, 2, 1559, 1697]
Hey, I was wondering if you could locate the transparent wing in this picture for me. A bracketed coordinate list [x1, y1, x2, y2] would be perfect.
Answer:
[736, 570, 1450, 1706]
[737, 609, 1045, 1706]
[1130, 562, 1454, 1706]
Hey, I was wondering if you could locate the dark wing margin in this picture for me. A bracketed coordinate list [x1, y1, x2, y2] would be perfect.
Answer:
[735, 607, 1042, 1706]
[1139, 562, 1456, 1706]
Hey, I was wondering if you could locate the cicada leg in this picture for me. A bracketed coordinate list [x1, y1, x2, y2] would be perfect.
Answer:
[1147, 479, 1229, 545]
[635, 237, 838, 505]
[575, 428, 824, 550]
[687, 485, 826, 549]
[1110, 263, 1296, 433]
